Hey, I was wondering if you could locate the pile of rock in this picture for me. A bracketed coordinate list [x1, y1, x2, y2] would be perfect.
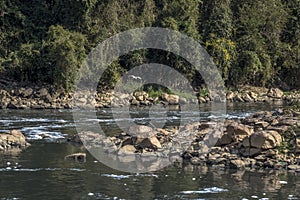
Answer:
[0, 130, 30, 151]
[72, 109, 300, 171]
[226, 87, 285, 103]
[0, 82, 299, 109]
[187, 110, 300, 170]
[0, 87, 73, 109]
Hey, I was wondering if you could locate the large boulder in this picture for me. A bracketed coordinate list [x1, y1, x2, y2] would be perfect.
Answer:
[0, 130, 30, 151]
[225, 122, 252, 142]
[246, 130, 282, 149]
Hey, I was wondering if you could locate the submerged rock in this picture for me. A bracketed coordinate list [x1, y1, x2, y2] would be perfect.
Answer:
[64, 153, 86, 162]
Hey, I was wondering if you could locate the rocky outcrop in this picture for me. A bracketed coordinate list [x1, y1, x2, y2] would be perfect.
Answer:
[71, 109, 300, 171]
[0, 130, 30, 151]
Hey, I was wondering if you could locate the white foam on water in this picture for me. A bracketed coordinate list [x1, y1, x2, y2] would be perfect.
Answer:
[19, 126, 67, 140]
[101, 174, 131, 179]
[180, 187, 229, 194]
[0, 167, 85, 172]
[135, 173, 158, 178]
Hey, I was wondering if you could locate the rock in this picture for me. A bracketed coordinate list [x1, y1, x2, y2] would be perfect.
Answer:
[22, 88, 33, 98]
[291, 110, 300, 117]
[217, 133, 233, 146]
[198, 97, 206, 103]
[128, 125, 154, 137]
[179, 97, 188, 104]
[139, 136, 162, 149]
[226, 123, 252, 141]
[267, 88, 283, 99]
[131, 99, 139, 106]
[64, 153, 86, 162]
[242, 137, 251, 147]
[242, 93, 253, 102]
[121, 136, 141, 146]
[294, 138, 300, 153]
[161, 93, 179, 105]
[254, 121, 269, 129]
[0, 130, 30, 151]
[287, 165, 300, 171]
[190, 157, 203, 165]
[230, 159, 245, 169]
[136, 95, 144, 101]
[249, 91, 258, 100]
[234, 94, 244, 102]
[250, 130, 282, 149]
[37, 88, 49, 97]
[241, 148, 261, 157]
[118, 145, 137, 155]
[226, 91, 235, 101]
[7, 101, 18, 109]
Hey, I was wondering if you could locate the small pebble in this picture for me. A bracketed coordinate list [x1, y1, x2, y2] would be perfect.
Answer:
[6, 162, 11, 166]
[88, 192, 94, 196]
[192, 178, 196, 181]
[93, 160, 98, 163]
[6, 167, 12, 170]
[251, 195, 258, 198]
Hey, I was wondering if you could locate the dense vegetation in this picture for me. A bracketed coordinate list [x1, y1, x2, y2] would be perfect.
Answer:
[0, 0, 299, 92]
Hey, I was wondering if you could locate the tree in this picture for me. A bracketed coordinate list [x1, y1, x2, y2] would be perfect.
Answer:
[44, 25, 87, 91]
[200, 0, 236, 84]
[232, 0, 287, 86]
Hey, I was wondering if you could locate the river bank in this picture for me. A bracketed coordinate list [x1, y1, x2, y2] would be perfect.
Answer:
[0, 77, 299, 109]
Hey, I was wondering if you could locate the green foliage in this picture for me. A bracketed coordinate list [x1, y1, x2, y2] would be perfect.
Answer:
[0, 0, 299, 91]
[232, 0, 288, 86]
[44, 25, 87, 91]
[145, 85, 166, 99]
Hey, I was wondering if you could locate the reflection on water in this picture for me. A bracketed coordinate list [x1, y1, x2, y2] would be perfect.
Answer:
[0, 143, 299, 199]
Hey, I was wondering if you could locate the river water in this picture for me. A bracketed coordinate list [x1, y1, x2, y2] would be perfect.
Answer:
[0, 102, 299, 199]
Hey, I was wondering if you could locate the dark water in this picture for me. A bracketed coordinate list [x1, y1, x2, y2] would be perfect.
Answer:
[0, 102, 299, 199]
